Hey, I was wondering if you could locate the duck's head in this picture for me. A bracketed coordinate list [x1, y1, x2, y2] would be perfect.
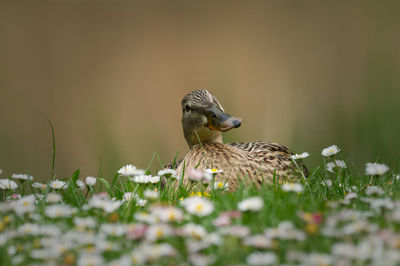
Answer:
[181, 89, 242, 148]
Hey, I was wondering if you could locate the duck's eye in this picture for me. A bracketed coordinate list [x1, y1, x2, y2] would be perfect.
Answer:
[184, 105, 191, 112]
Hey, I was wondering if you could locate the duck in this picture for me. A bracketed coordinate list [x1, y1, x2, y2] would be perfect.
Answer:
[168, 89, 308, 191]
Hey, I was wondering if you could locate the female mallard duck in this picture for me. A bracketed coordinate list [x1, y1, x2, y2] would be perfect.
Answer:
[171, 89, 308, 190]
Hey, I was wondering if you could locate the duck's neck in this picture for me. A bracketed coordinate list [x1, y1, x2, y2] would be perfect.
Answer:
[187, 127, 223, 149]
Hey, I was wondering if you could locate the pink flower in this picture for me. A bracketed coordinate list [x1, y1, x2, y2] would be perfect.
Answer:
[187, 169, 203, 181]
[126, 224, 147, 240]
[220, 210, 242, 219]
[298, 211, 323, 224]
[213, 215, 231, 227]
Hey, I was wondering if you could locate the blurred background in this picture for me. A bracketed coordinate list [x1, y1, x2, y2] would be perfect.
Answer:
[1, 0, 399, 180]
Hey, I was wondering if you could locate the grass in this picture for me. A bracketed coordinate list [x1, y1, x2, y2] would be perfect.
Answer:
[0, 150, 400, 265]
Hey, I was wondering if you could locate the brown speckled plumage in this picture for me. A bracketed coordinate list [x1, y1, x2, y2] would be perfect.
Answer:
[168, 89, 308, 191]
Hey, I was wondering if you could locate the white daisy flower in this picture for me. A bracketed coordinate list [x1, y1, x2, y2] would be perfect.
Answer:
[327, 160, 347, 173]
[123, 192, 147, 206]
[100, 223, 126, 237]
[131, 249, 147, 265]
[321, 145, 340, 157]
[46, 192, 62, 203]
[291, 152, 310, 160]
[181, 223, 208, 240]
[335, 159, 347, 168]
[134, 211, 158, 224]
[365, 163, 389, 175]
[264, 221, 305, 241]
[340, 220, 379, 236]
[30, 249, 56, 260]
[49, 179, 67, 190]
[11, 174, 33, 181]
[74, 217, 96, 229]
[32, 182, 47, 190]
[151, 206, 184, 223]
[149, 175, 160, 183]
[187, 169, 213, 183]
[344, 192, 357, 200]
[246, 252, 277, 265]
[88, 194, 122, 213]
[181, 196, 214, 217]
[187, 169, 203, 181]
[77, 254, 104, 266]
[326, 163, 336, 173]
[363, 197, 394, 210]
[45, 204, 74, 218]
[219, 225, 250, 238]
[13, 195, 36, 216]
[206, 168, 224, 174]
[201, 172, 213, 183]
[136, 198, 147, 207]
[213, 181, 229, 190]
[118, 164, 144, 176]
[365, 186, 385, 196]
[85, 176, 97, 186]
[321, 179, 333, 187]
[123, 192, 138, 202]
[157, 169, 177, 177]
[131, 174, 149, 183]
[391, 209, 400, 222]
[17, 223, 40, 235]
[238, 197, 264, 212]
[11, 255, 24, 265]
[282, 183, 304, 193]
[132, 243, 176, 263]
[0, 179, 18, 190]
[144, 189, 159, 200]
[132, 174, 160, 184]
[145, 224, 173, 242]
[189, 253, 215, 266]
[76, 180, 85, 189]
[243, 234, 273, 249]
[108, 256, 131, 266]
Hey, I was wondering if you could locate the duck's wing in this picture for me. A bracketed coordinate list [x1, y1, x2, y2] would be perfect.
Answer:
[228, 141, 309, 177]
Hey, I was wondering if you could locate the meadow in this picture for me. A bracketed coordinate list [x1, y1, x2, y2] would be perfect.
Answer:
[1, 145, 400, 266]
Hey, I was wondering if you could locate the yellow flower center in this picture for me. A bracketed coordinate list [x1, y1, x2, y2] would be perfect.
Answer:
[196, 204, 204, 211]
[85, 246, 95, 253]
[33, 239, 41, 248]
[3, 216, 10, 223]
[306, 223, 318, 234]
[156, 229, 164, 238]
[303, 213, 312, 222]
[168, 212, 176, 221]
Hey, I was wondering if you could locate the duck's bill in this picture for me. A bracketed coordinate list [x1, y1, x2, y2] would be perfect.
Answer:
[205, 107, 242, 132]
[208, 117, 243, 132]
